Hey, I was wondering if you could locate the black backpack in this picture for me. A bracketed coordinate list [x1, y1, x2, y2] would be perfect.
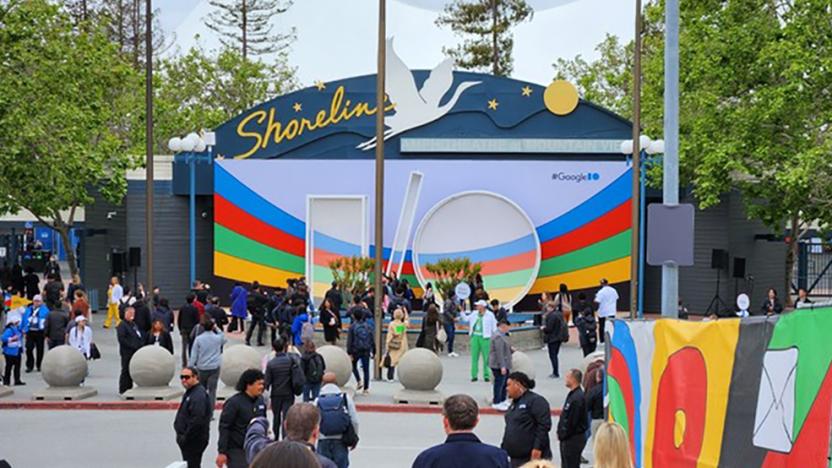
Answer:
[304, 353, 325, 384]
[317, 393, 351, 436]
[352, 322, 373, 353]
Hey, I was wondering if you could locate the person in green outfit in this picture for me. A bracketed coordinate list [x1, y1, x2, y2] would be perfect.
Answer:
[462, 300, 498, 382]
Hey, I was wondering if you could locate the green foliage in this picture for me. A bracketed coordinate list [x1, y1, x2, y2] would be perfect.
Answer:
[424, 258, 482, 301]
[329, 256, 376, 299]
[206, 0, 295, 60]
[436, 0, 533, 76]
[0, 0, 142, 275]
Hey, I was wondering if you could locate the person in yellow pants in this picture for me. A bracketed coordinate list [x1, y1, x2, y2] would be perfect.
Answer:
[104, 276, 123, 328]
[462, 300, 498, 382]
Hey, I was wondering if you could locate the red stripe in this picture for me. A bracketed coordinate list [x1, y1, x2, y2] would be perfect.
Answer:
[419, 249, 537, 278]
[541, 200, 631, 259]
[214, 194, 305, 257]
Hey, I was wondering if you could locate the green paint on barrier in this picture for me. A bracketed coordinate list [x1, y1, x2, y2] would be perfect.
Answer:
[607, 376, 630, 436]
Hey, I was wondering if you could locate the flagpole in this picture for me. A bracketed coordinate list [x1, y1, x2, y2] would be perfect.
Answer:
[373, 0, 387, 380]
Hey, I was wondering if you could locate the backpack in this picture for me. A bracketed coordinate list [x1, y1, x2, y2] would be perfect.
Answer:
[580, 316, 598, 344]
[317, 393, 352, 436]
[353, 322, 373, 353]
[301, 321, 314, 342]
[558, 313, 570, 343]
[304, 353, 325, 384]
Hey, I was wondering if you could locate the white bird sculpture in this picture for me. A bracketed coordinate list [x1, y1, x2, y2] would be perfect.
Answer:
[358, 38, 481, 150]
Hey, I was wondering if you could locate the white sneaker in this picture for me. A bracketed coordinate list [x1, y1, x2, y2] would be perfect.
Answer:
[449, 352, 459, 357]
[492, 401, 510, 412]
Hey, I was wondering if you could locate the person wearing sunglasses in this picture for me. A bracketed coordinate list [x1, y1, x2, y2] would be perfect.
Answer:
[174, 366, 212, 468]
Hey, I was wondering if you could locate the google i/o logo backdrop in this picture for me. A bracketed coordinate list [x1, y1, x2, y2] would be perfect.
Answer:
[412, 191, 541, 307]
[552, 172, 601, 183]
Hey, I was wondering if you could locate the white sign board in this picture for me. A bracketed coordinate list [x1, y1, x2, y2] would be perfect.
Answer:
[455, 282, 471, 300]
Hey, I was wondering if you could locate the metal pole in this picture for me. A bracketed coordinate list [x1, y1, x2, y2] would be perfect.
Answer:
[189, 154, 196, 289]
[629, 0, 642, 319]
[372, 0, 386, 380]
[144, 0, 154, 294]
[638, 152, 646, 318]
[662, 0, 680, 317]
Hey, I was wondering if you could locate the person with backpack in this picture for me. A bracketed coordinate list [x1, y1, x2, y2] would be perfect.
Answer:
[555, 283, 573, 326]
[291, 306, 313, 348]
[316, 372, 359, 468]
[347, 309, 374, 394]
[264, 336, 305, 440]
[573, 293, 597, 357]
[301, 340, 325, 402]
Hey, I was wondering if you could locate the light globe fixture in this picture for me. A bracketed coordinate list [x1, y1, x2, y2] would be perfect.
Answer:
[620, 139, 634, 155]
[167, 137, 182, 153]
[647, 139, 665, 155]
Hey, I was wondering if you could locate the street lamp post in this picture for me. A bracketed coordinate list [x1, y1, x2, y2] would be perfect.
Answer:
[169, 132, 214, 289]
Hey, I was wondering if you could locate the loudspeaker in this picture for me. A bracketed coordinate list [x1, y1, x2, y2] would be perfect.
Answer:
[733, 257, 746, 279]
[128, 247, 141, 268]
[711, 249, 729, 270]
[112, 251, 127, 274]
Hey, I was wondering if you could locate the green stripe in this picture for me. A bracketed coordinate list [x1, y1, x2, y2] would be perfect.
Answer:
[215, 225, 305, 273]
[313, 265, 334, 284]
[608, 377, 630, 435]
[482, 268, 536, 289]
[538, 230, 631, 277]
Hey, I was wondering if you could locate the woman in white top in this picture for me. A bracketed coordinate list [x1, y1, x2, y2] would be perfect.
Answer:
[69, 315, 93, 359]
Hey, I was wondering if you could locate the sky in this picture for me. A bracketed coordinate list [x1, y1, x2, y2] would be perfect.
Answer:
[157, 0, 634, 87]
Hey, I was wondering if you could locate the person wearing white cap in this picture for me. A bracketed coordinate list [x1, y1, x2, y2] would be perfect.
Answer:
[461, 300, 498, 382]
[2, 313, 25, 385]
[22, 294, 49, 373]
[69, 315, 93, 359]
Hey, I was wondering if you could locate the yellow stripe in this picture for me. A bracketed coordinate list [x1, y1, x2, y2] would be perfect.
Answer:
[214, 252, 298, 287]
[488, 286, 527, 304]
[530, 256, 631, 293]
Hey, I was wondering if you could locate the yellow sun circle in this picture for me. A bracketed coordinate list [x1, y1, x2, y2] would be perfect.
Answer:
[544, 80, 579, 116]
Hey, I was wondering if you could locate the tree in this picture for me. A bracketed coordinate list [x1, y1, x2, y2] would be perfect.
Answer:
[436, 0, 533, 76]
[552, 0, 832, 304]
[205, 0, 295, 61]
[424, 258, 482, 302]
[0, 0, 142, 278]
[153, 45, 298, 152]
[329, 256, 376, 301]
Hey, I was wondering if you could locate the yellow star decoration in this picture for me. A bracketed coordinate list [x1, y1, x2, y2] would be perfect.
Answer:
[293, 102, 302, 112]
[487, 98, 499, 110]
[314, 81, 326, 91]
[521, 86, 533, 97]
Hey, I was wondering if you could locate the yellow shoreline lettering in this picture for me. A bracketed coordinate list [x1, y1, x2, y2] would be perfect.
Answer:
[234, 86, 397, 159]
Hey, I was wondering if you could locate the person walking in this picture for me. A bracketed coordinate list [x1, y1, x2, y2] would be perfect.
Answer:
[583, 366, 605, 463]
[146, 318, 174, 354]
[174, 366, 212, 468]
[462, 300, 497, 382]
[116, 307, 145, 394]
[442, 291, 460, 357]
[554, 283, 572, 325]
[104, 276, 123, 329]
[317, 372, 360, 468]
[152, 297, 174, 332]
[189, 317, 227, 412]
[264, 336, 305, 439]
[384, 307, 408, 382]
[301, 340, 325, 402]
[291, 306, 313, 348]
[558, 369, 588, 468]
[346, 310, 374, 394]
[594, 279, 618, 343]
[22, 295, 49, 373]
[413, 394, 511, 468]
[501, 372, 552, 467]
[229, 282, 247, 334]
[244, 403, 338, 468]
[71, 289, 91, 322]
[541, 303, 566, 378]
[324, 282, 343, 317]
[2, 313, 25, 386]
[489, 320, 512, 411]
[574, 293, 597, 357]
[246, 282, 269, 347]
[177, 294, 200, 367]
[417, 304, 441, 353]
[319, 298, 341, 345]
[423, 282, 437, 307]
[217, 369, 268, 468]
[45, 306, 70, 349]
[68, 315, 92, 359]
[593, 422, 633, 468]
[22, 267, 39, 300]
[206, 296, 229, 331]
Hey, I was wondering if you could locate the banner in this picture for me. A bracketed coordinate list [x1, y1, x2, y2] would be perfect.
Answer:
[608, 308, 832, 468]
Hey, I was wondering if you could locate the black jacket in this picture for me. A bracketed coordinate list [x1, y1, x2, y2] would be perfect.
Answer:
[557, 387, 588, 441]
[247, 291, 269, 318]
[760, 298, 783, 315]
[133, 300, 152, 333]
[218, 392, 268, 455]
[116, 320, 145, 357]
[574, 313, 597, 348]
[542, 311, 565, 344]
[264, 352, 304, 398]
[586, 383, 603, 420]
[44, 310, 69, 342]
[413, 433, 511, 468]
[206, 304, 228, 328]
[145, 331, 174, 354]
[325, 287, 343, 312]
[44, 280, 63, 308]
[177, 303, 200, 333]
[174, 383, 212, 444]
[501, 390, 552, 460]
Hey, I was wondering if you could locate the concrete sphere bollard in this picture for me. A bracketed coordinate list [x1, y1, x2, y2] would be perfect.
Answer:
[318, 345, 352, 387]
[129, 345, 176, 387]
[398, 348, 443, 391]
[511, 351, 536, 381]
[42, 345, 88, 387]
[220, 345, 262, 388]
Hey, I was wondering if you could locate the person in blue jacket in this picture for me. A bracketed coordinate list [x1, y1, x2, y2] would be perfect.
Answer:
[229, 282, 248, 334]
[291, 306, 311, 347]
[2, 313, 25, 386]
[22, 294, 49, 373]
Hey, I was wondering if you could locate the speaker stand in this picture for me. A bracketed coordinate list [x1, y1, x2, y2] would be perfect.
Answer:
[706, 269, 728, 316]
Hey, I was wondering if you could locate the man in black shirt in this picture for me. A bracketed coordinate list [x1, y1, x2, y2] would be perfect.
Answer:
[557, 368, 588, 468]
[174, 366, 211, 468]
[501, 372, 552, 466]
[116, 307, 145, 394]
[177, 294, 200, 368]
[245, 282, 269, 346]
[218, 369, 267, 468]
[264, 336, 304, 439]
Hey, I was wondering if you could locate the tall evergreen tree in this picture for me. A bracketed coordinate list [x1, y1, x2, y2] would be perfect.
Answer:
[436, 0, 533, 76]
[205, 0, 295, 61]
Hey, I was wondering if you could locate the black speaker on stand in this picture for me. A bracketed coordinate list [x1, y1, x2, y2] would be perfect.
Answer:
[733, 257, 746, 302]
[706, 249, 730, 316]
[128, 246, 141, 294]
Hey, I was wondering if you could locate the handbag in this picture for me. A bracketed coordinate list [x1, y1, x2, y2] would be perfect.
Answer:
[382, 353, 392, 368]
[388, 333, 402, 350]
[436, 323, 447, 344]
[90, 342, 101, 360]
[342, 420, 360, 448]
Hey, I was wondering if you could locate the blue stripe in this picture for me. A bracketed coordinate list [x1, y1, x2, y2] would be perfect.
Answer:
[416, 234, 536, 264]
[313, 231, 361, 256]
[536, 169, 632, 242]
[370, 246, 413, 262]
[611, 320, 642, 468]
[215, 164, 306, 238]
